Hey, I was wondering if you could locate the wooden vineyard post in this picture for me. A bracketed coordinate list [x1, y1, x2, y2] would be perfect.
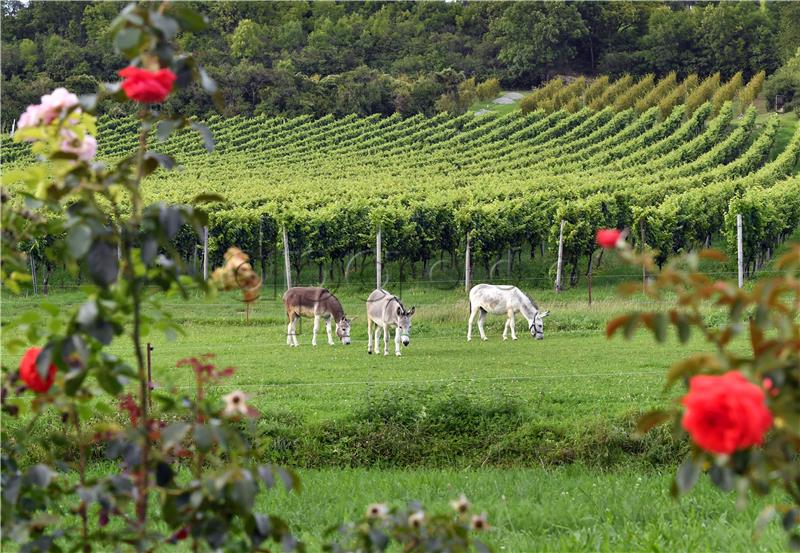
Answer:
[587, 251, 594, 306]
[202, 226, 209, 280]
[464, 232, 472, 292]
[282, 226, 292, 290]
[30, 253, 38, 295]
[640, 221, 646, 293]
[737, 213, 744, 288]
[376, 225, 382, 290]
[555, 220, 565, 292]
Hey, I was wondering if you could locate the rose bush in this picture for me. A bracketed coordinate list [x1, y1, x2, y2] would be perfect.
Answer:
[607, 235, 800, 548]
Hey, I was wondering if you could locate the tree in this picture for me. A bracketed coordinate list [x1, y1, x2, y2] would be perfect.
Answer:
[763, 48, 800, 112]
[489, 1, 587, 86]
[230, 19, 268, 61]
[641, 6, 702, 77]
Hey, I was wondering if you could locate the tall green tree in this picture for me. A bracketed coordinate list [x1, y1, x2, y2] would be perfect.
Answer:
[489, 1, 587, 85]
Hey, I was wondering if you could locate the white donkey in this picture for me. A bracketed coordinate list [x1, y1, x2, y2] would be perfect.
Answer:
[467, 284, 549, 341]
[366, 289, 416, 356]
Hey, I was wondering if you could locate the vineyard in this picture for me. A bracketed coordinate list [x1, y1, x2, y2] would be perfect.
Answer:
[4, 97, 799, 282]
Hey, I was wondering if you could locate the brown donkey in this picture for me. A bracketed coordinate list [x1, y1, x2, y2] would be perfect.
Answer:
[282, 287, 352, 346]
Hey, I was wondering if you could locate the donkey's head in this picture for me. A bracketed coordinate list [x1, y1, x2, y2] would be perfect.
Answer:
[529, 310, 550, 340]
[396, 306, 416, 346]
[336, 317, 352, 345]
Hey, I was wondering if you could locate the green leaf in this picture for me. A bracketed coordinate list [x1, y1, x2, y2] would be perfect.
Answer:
[149, 12, 179, 39]
[653, 312, 668, 343]
[144, 151, 175, 170]
[156, 118, 184, 141]
[26, 464, 55, 487]
[194, 424, 214, 451]
[66, 223, 92, 259]
[783, 509, 799, 532]
[623, 313, 640, 339]
[676, 457, 701, 495]
[115, 27, 141, 52]
[162, 422, 190, 450]
[96, 367, 123, 395]
[35, 345, 54, 381]
[87, 240, 119, 286]
[635, 410, 670, 436]
[77, 301, 99, 327]
[191, 122, 214, 152]
[709, 464, 733, 491]
[65, 368, 88, 396]
[676, 315, 691, 343]
[171, 5, 207, 32]
[199, 68, 217, 94]
[155, 461, 174, 486]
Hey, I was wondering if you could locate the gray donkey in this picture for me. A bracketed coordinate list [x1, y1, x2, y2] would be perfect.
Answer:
[366, 289, 416, 356]
[283, 287, 351, 347]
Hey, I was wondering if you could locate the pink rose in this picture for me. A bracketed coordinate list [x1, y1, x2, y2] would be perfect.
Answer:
[17, 87, 80, 129]
[40, 88, 79, 122]
[60, 130, 97, 161]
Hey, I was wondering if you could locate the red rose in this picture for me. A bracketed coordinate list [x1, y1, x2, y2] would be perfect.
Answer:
[681, 371, 772, 454]
[118, 67, 176, 103]
[596, 229, 622, 249]
[19, 347, 57, 393]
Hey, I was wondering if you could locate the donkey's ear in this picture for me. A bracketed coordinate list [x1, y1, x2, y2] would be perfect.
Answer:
[397, 306, 403, 317]
[540, 310, 550, 318]
[408, 306, 416, 316]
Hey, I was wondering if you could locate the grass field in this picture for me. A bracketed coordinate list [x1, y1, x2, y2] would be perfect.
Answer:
[4, 260, 792, 551]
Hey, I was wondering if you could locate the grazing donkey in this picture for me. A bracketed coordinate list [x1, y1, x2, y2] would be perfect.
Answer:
[467, 284, 549, 342]
[282, 287, 352, 347]
[366, 289, 416, 356]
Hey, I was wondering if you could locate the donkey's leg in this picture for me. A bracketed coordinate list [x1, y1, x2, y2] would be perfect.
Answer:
[312, 315, 320, 346]
[286, 315, 294, 346]
[290, 318, 300, 347]
[383, 324, 390, 356]
[367, 318, 373, 354]
[394, 327, 402, 356]
[478, 309, 488, 341]
[502, 318, 510, 341]
[326, 316, 334, 345]
[509, 309, 518, 340]
[467, 306, 479, 341]
[374, 326, 382, 351]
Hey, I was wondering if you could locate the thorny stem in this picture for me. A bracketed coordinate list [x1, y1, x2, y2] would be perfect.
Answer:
[72, 406, 90, 553]
[125, 111, 150, 541]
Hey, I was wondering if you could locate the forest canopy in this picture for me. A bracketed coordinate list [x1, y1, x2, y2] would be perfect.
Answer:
[2, 0, 798, 125]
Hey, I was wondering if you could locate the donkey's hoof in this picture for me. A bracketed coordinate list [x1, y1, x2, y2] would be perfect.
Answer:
[367, 350, 372, 355]
[467, 337, 472, 342]
[481, 337, 488, 342]
[395, 352, 402, 357]
[513, 337, 518, 341]
[503, 336, 508, 341]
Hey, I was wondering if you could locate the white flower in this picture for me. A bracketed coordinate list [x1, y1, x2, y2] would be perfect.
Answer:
[450, 493, 470, 513]
[408, 511, 425, 528]
[222, 390, 251, 417]
[470, 512, 489, 531]
[366, 503, 389, 519]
